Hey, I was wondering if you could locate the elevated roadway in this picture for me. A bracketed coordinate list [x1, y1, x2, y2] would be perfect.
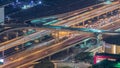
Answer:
[1, 18, 120, 68]
[1, 34, 93, 68]
[0, 30, 51, 52]
[0, 2, 118, 52]
[43, 3, 104, 25]
[53, 1, 120, 26]
[0, 2, 118, 49]
[25, 2, 104, 26]
[0, 1, 120, 67]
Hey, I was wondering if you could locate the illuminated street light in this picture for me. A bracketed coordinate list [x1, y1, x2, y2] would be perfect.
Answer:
[15, 47, 19, 51]
[3, 36, 8, 40]
[23, 30, 27, 33]
[34, 39, 39, 43]
[0, 58, 4, 64]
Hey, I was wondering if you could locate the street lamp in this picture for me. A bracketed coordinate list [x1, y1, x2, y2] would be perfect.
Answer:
[23, 30, 27, 35]
[3, 36, 8, 41]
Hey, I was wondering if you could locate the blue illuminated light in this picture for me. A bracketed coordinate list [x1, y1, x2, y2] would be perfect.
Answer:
[38, 1, 42, 4]
[22, 5, 27, 9]
[105, 0, 112, 4]
[16, 0, 19, 3]
[21, 0, 43, 9]
[31, 1, 34, 3]
[22, 4, 32, 9]
[91, 29, 102, 33]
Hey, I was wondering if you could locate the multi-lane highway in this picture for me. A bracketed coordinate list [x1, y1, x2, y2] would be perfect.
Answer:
[53, 1, 120, 26]
[1, 18, 120, 68]
[2, 20, 120, 68]
[1, 34, 93, 68]
[43, 2, 105, 25]
[0, 1, 106, 54]
[0, 30, 51, 52]
[0, 0, 120, 68]
[0, 0, 106, 48]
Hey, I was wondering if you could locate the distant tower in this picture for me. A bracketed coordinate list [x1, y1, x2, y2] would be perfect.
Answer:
[0, 7, 4, 25]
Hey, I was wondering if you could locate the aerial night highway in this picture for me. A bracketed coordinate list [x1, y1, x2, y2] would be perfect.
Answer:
[0, 0, 120, 68]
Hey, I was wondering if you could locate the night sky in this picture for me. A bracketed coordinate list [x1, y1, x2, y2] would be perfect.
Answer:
[9, 0, 97, 20]
[1, 0, 99, 22]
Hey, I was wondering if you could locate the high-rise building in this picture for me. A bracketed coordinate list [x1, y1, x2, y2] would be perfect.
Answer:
[103, 34, 120, 54]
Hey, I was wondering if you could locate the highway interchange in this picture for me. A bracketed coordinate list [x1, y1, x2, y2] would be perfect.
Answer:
[0, 0, 120, 68]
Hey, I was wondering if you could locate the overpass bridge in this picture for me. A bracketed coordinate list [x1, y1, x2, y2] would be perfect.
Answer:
[0, 19, 120, 56]
[0, 19, 119, 68]
[52, 1, 120, 26]
[0, 1, 120, 67]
